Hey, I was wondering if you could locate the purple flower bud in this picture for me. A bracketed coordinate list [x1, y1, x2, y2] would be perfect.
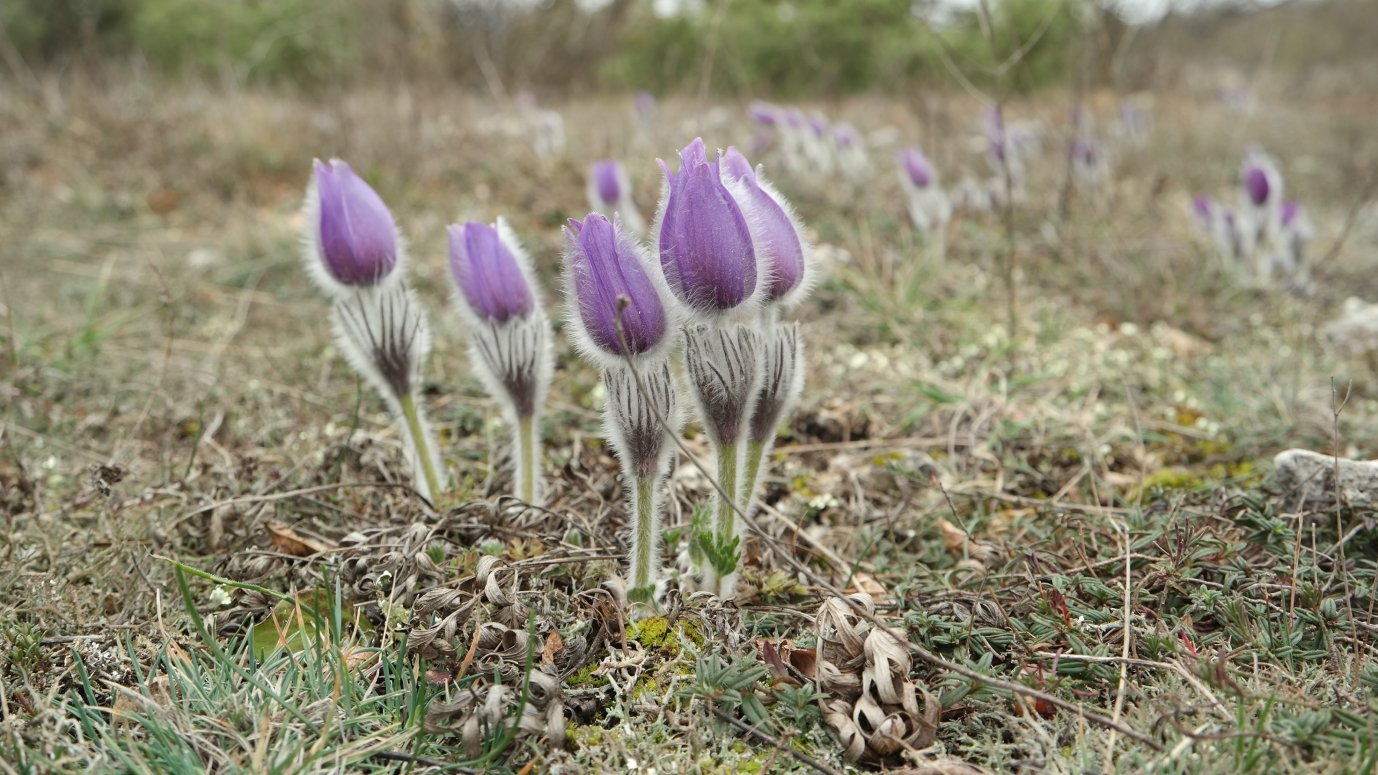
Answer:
[833, 124, 859, 150]
[720, 147, 805, 305]
[447, 221, 536, 324]
[1243, 165, 1270, 206]
[590, 160, 623, 208]
[1192, 195, 1214, 222]
[1073, 139, 1096, 165]
[656, 138, 757, 314]
[807, 113, 828, 138]
[634, 91, 656, 118]
[748, 101, 778, 127]
[565, 213, 669, 358]
[989, 137, 1007, 163]
[901, 148, 934, 189]
[311, 159, 398, 287]
[1282, 200, 1300, 228]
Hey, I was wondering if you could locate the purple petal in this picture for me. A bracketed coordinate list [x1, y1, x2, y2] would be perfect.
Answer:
[658, 139, 757, 312]
[901, 148, 934, 188]
[568, 213, 668, 356]
[591, 160, 623, 207]
[1282, 200, 1300, 227]
[719, 146, 756, 183]
[1243, 166, 1270, 206]
[748, 101, 778, 127]
[448, 222, 535, 324]
[722, 147, 804, 303]
[1193, 195, 1214, 221]
[313, 159, 398, 286]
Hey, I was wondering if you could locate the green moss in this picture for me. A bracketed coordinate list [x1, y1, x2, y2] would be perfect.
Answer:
[566, 661, 608, 689]
[1129, 463, 1207, 501]
[630, 677, 661, 701]
[566, 723, 604, 749]
[628, 616, 702, 658]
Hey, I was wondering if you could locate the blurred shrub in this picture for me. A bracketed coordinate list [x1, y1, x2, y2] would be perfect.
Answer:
[128, 0, 358, 83]
[604, 0, 1080, 97]
[0, 0, 132, 62]
[0, 0, 361, 83]
[1, 0, 1081, 94]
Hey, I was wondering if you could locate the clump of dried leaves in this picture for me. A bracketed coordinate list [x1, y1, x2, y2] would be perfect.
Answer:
[814, 593, 940, 765]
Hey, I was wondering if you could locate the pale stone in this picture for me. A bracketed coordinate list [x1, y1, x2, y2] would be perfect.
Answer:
[1273, 448, 1378, 506]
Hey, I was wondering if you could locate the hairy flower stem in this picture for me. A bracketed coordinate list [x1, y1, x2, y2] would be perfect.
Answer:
[741, 438, 767, 516]
[708, 439, 742, 598]
[629, 475, 657, 603]
[715, 441, 740, 545]
[399, 391, 441, 502]
[515, 413, 539, 504]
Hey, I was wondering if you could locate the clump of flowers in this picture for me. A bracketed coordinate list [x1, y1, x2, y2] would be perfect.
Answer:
[587, 159, 647, 235]
[1239, 148, 1284, 265]
[302, 158, 442, 501]
[898, 147, 951, 260]
[447, 219, 554, 505]
[649, 138, 814, 598]
[655, 138, 763, 597]
[563, 213, 681, 603]
[1190, 148, 1314, 293]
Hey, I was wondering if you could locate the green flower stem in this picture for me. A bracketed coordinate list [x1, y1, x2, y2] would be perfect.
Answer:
[516, 413, 538, 504]
[630, 475, 656, 599]
[399, 391, 441, 501]
[741, 438, 767, 516]
[715, 439, 739, 547]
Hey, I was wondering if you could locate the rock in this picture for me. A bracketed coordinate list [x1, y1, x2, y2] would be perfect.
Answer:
[1273, 448, 1378, 507]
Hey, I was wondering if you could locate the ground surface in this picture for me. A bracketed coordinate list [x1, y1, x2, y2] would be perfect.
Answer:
[2, 76, 1377, 773]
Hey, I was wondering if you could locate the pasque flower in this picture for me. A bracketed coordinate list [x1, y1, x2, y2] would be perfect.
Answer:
[655, 138, 758, 318]
[901, 148, 935, 189]
[449, 219, 535, 325]
[1274, 200, 1315, 292]
[1072, 138, 1106, 186]
[653, 139, 769, 597]
[303, 158, 441, 501]
[719, 147, 807, 306]
[719, 148, 813, 568]
[1238, 148, 1285, 278]
[562, 212, 681, 604]
[587, 160, 647, 235]
[564, 213, 671, 365]
[448, 219, 553, 505]
[306, 159, 400, 291]
[898, 148, 952, 245]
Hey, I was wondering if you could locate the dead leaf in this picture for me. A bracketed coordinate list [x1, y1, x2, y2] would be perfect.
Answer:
[937, 519, 997, 565]
[265, 519, 333, 556]
[848, 572, 887, 599]
[787, 646, 818, 679]
[542, 629, 564, 666]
